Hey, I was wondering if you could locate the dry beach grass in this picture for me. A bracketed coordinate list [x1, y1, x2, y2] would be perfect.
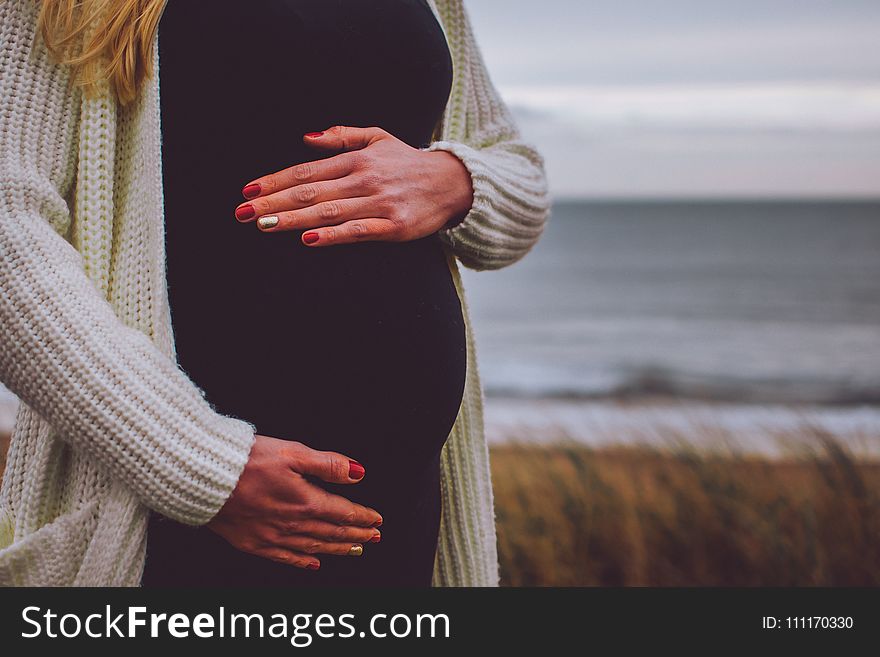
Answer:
[2, 428, 879, 586]
[491, 435, 880, 586]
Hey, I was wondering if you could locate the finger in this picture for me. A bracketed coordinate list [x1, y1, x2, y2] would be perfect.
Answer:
[235, 182, 358, 225]
[303, 125, 388, 152]
[241, 152, 360, 199]
[257, 198, 383, 233]
[287, 441, 368, 484]
[274, 518, 381, 544]
[243, 176, 365, 222]
[254, 547, 320, 571]
[308, 488, 383, 528]
[274, 535, 367, 558]
[301, 219, 399, 246]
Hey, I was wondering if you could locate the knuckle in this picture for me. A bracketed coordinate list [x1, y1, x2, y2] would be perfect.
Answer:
[285, 440, 305, 461]
[256, 528, 280, 546]
[389, 213, 408, 235]
[258, 177, 275, 194]
[319, 200, 341, 220]
[334, 524, 349, 539]
[297, 498, 319, 518]
[281, 519, 303, 535]
[294, 184, 318, 204]
[349, 221, 370, 240]
[323, 226, 337, 243]
[381, 183, 404, 206]
[328, 454, 346, 480]
[348, 151, 367, 170]
[304, 541, 322, 555]
[373, 193, 395, 216]
[252, 198, 270, 215]
[293, 162, 313, 182]
[342, 510, 357, 525]
[328, 125, 347, 148]
[283, 449, 303, 474]
[360, 172, 385, 192]
[272, 551, 291, 564]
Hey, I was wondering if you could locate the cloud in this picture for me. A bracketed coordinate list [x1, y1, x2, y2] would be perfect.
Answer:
[501, 83, 880, 198]
[500, 82, 880, 134]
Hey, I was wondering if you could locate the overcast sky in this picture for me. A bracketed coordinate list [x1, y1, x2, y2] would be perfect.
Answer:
[465, 0, 880, 198]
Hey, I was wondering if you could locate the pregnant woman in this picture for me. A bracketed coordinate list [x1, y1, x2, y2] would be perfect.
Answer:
[144, 0, 468, 587]
[0, 0, 549, 587]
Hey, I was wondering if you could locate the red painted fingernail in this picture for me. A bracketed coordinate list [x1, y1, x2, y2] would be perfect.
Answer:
[348, 460, 365, 480]
[369, 533, 381, 543]
[303, 232, 320, 244]
[307, 562, 320, 571]
[242, 184, 261, 200]
[305, 131, 324, 138]
[235, 204, 256, 221]
[372, 519, 383, 528]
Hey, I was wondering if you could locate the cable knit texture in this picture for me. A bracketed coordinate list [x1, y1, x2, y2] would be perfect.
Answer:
[0, 0, 550, 587]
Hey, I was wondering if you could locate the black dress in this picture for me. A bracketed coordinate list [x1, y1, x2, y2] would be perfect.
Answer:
[142, 0, 466, 587]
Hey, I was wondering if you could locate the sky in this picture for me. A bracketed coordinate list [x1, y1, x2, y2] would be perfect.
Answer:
[464, 0, 880, 199]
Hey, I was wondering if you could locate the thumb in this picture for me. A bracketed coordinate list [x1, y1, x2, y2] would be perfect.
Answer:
[288, 442, 366, 483]
[303, 125, 387, 152]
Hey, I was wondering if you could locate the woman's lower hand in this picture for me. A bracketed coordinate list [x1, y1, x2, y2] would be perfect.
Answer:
[206, 434, 382, 571]
[233, 125, 475, 246]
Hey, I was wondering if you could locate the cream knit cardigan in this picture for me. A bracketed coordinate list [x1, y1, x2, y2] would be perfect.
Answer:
[0, 0, 550, 586]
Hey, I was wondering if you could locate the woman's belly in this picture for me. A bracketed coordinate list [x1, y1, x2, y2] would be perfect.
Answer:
[167, 228, 467, 484]
[156, 223, 467, 587]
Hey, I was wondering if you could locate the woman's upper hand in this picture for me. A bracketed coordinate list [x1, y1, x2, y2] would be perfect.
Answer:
[233, 125, 475, 247]
[206, 434, 382, 571]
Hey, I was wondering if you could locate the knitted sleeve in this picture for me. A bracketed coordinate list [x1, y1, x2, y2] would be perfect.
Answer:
[425, 0, 552, 271]
[0, 2, 256, 526]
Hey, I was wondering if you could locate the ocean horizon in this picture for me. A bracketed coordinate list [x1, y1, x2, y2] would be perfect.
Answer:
[461, 198, 880, 405]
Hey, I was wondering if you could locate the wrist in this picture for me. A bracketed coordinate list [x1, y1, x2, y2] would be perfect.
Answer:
[428, 150, 474, 229]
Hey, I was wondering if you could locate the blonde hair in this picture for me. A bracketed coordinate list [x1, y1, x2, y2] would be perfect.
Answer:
[37, 0, 167, 105]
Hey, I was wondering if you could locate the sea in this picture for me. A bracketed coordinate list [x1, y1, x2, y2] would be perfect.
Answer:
[460, 199, 880, 456]
[3, 200, 880, 456]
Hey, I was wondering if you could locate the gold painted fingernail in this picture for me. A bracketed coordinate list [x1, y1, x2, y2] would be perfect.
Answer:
[348, 544, 363, 557]
[257, 216, 279, 229]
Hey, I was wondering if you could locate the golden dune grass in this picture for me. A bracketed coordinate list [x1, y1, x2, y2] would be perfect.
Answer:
[490, 436, 880, 586]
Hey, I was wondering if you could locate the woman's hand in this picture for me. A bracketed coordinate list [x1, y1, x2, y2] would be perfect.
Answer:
[207, 434, 383, 571]
[233, 125, 475, 246]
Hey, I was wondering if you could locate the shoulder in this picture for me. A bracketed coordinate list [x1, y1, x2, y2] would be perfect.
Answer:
[1, 1, 64, 96]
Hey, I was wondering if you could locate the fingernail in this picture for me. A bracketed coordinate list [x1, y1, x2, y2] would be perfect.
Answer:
[305, 131, 324, 138]
[369, 533, 381, 543]
[348, 545, 364, 557]
[303, 232, 319, 244]
[257, 216, 279, 230]
[307, 562, 320, 571]
[372, 519, 383, 528]
[242, 183, 261, 199]
[235, 204, 256, 221]
[348, 460, 365, 480]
